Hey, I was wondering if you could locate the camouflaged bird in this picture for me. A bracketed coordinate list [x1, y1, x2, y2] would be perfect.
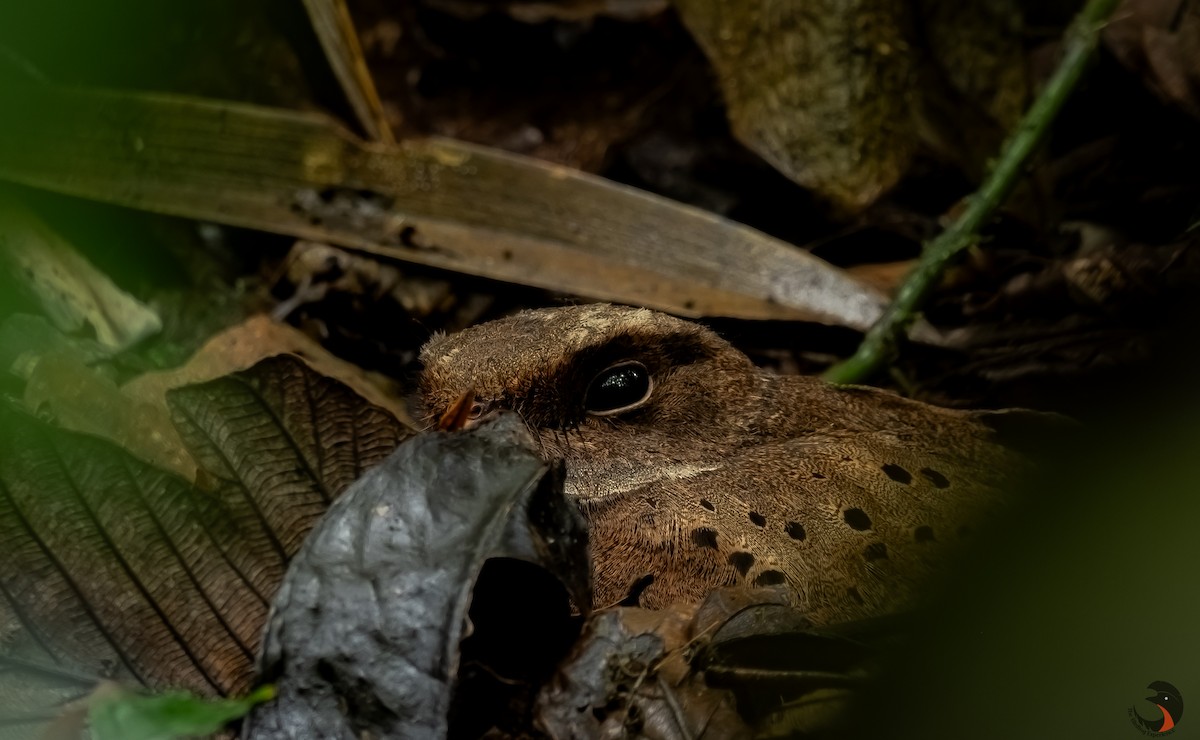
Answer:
[419, 304, 1026, 624]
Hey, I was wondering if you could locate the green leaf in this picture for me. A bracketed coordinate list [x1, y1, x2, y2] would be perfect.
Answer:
[90, 684, 275, 740]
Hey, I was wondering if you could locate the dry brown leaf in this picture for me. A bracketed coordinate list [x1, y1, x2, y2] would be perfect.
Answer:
[846, 259, 916, 296]
[25, 315, 413, 485]
[24, 351, 200, 484]
[123, 314, 415, 430]
[2, 357, 410, 697]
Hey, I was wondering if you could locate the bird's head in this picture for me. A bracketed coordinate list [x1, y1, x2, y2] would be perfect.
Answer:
[1146, 681, 1184, 718]
[418, 304, 762, 500]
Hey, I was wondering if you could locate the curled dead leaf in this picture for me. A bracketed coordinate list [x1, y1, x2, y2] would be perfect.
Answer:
[245, 413, 591, 738]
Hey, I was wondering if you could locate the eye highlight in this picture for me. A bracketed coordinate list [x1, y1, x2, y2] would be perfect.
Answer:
[585, 361, 652, 415]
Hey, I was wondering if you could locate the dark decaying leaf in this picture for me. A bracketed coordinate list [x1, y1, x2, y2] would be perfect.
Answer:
[925, 237, 1200, 414]
[913, 0, 1027, 172]
[697, 603, 873, 724]
[536, 586, 889, 738]
[673, 0, 919, 213]
[1106, 0, 1200, 121]
[699, 600, 905, 738]
[673, 0, 1028, 211]
[243, 413, 591, 740]
[422, 0, 668, 22]
[0, 355, 408, 706]
[124, 313, 418, 433]
[537, 605, 750, 740]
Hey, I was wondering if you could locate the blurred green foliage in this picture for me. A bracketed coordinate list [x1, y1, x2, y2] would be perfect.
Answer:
[90, 684, 274, 740]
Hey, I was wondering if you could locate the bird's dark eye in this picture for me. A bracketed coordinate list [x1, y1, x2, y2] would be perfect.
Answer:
[585, 361, 652, 415]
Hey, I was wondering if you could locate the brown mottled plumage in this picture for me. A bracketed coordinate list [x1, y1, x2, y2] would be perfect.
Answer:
[419, 304, 1024, 624]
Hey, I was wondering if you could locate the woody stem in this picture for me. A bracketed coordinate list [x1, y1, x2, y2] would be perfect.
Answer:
[822, 0, 1123, 385]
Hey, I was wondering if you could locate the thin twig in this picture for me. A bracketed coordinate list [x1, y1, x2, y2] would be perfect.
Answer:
[822, 0, 1123, 384]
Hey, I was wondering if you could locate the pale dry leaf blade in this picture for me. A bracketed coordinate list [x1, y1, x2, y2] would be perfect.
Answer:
[0, 79, 886, 329]
[300, 0, 394, 142]
[0, 201, 161, 351]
